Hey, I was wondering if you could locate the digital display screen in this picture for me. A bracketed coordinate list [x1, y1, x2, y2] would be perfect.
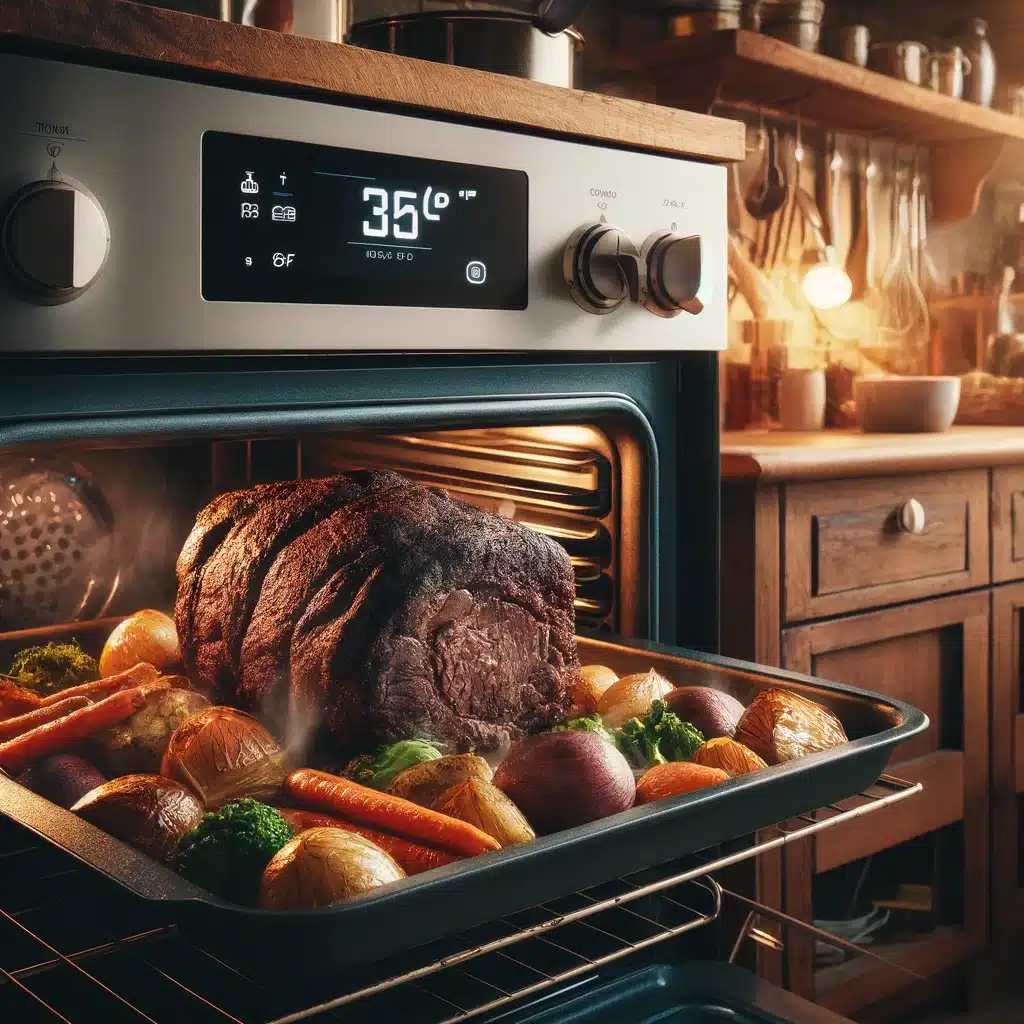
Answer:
[201, 132, 529, 309]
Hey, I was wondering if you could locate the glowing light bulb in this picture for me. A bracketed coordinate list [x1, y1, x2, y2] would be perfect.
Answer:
[803, 262, 853, 310]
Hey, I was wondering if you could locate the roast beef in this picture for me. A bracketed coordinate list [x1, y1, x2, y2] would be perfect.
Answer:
[175, 471, 579, 752]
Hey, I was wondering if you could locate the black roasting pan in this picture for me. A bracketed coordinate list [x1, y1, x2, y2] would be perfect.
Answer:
[0, 627, 927, 976]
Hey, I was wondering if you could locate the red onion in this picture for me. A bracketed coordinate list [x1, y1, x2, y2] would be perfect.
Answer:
[494, 731, 636, 835]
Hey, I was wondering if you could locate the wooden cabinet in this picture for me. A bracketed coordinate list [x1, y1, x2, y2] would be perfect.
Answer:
[721, 461, 999, 1020]
[992, 467, 1024, 583]
[784, 471, 989, 622]
[780, 593, 990, 1015]
[990, 583, 1024, 956]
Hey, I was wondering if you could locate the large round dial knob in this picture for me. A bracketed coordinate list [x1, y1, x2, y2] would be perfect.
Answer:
[2, 181, 110, 303]
[641, 230, 703, 318]
[564, 221, 641, 315]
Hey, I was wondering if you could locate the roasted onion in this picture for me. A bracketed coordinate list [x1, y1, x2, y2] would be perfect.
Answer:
[434, 779, 536, 847]
[570, 665, 619, 717]
[597, 668, 674, 729]
[161, 706, 289, 810]
[734, 689, 849, 766]
[72, 774, 204, 861]
[259, 827, 406, 910]
[494, 730, 635, 835]
[100, 610, 182, 678]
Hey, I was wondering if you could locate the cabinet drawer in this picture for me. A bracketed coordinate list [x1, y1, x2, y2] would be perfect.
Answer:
[784, 470, 989, 622]
[992, 466, 1024, 583]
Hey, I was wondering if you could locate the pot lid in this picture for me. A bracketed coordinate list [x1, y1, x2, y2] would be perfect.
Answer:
[349, 1, 587, 31]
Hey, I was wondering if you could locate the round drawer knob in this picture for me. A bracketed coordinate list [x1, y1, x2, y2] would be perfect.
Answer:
[898, 498, 926, 535]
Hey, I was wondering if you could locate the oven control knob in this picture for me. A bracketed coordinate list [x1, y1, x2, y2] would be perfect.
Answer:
[564, 221, 641, 315]
[640, 230, 703, 318]
[1, 181, 110, 303]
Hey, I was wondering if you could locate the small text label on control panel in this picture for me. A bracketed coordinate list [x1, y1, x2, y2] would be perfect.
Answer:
[34, 122, 71, 136]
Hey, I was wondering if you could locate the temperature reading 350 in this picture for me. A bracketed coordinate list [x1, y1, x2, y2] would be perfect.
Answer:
[362, 186, 451, 241]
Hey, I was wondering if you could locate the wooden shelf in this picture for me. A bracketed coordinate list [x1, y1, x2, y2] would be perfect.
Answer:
[0, 1, 744, 164]
[814, 926, 970, 1017]
[814, 751, 965, 875]
[618, 30, 1024, 222]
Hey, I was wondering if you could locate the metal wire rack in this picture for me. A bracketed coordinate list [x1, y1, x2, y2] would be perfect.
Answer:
[0, 775, 921, 1024]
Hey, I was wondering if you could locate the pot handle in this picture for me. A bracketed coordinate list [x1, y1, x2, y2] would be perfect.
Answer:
[535, 0, 589, 33]
[961, 53, 973, 74]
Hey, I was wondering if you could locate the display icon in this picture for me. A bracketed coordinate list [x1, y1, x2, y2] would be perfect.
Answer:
[465, 190, 477, 199]
[272, 205, 297, 222]
[240, 202, 259, 219]
[466, 260, 487, 285]
[279, 172, 288, 185]
[241, 172, 259, 194]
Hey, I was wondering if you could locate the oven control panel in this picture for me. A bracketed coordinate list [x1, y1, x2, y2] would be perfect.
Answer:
[0, 53, 727, 353]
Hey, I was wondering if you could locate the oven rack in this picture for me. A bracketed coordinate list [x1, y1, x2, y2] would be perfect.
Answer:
[0, 775, 920, 1024]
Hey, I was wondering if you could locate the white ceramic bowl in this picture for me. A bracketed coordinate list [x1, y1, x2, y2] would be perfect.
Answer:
[853, 375, 961, 433]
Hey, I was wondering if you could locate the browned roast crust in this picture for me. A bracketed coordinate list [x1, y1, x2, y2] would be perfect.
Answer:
[176, 472, 578, 752]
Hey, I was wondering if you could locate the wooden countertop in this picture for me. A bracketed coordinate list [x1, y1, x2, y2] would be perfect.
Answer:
[721, 427, 1024, 481]
[0, 0, 743, 164]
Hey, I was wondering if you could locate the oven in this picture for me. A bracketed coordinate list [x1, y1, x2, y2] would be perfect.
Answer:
[0, 19, 924, 1024]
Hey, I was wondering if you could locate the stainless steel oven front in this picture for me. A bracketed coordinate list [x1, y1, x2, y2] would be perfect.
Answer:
[0, 43, 878, 1024]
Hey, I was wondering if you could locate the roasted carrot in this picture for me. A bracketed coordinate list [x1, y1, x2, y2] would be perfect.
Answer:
[38, 663, 159, 706]
[0, 696, 92, 743]
[0, 679, 172, 773]
[0, 682, 42, 720]
[284, 769, 501, 858]
[277, 808, 461, 875]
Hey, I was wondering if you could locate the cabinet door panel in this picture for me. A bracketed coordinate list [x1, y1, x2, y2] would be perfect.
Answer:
[780, 592, 989, 1009]
[991, 583, 1024, 954]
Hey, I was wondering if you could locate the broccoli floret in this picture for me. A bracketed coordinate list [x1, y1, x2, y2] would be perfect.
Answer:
[349, 739, 444, 790]
[644, 700, 705, 762]
[616, 715, 669, 771]
[613, 701, 705, 771]
[10, 642, 99, 697]
[551, 714, 618, 746]
[172, 799, 294, 905]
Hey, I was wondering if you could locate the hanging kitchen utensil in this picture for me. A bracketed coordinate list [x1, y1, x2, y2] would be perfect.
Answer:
[745, 125, 786, 221]
[864, 145, 879, 293]
[826, 135, 842, 259]
[917, 168, 942, 299]
[778, 120, 804, 269]
[866, 163, 930, 374]
[845, 147, 870, 301]
[769, 132, 798, 271]
[909, 154, 921, 282]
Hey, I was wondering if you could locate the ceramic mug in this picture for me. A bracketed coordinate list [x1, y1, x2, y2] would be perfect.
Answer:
[779, 368, 826, 431]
